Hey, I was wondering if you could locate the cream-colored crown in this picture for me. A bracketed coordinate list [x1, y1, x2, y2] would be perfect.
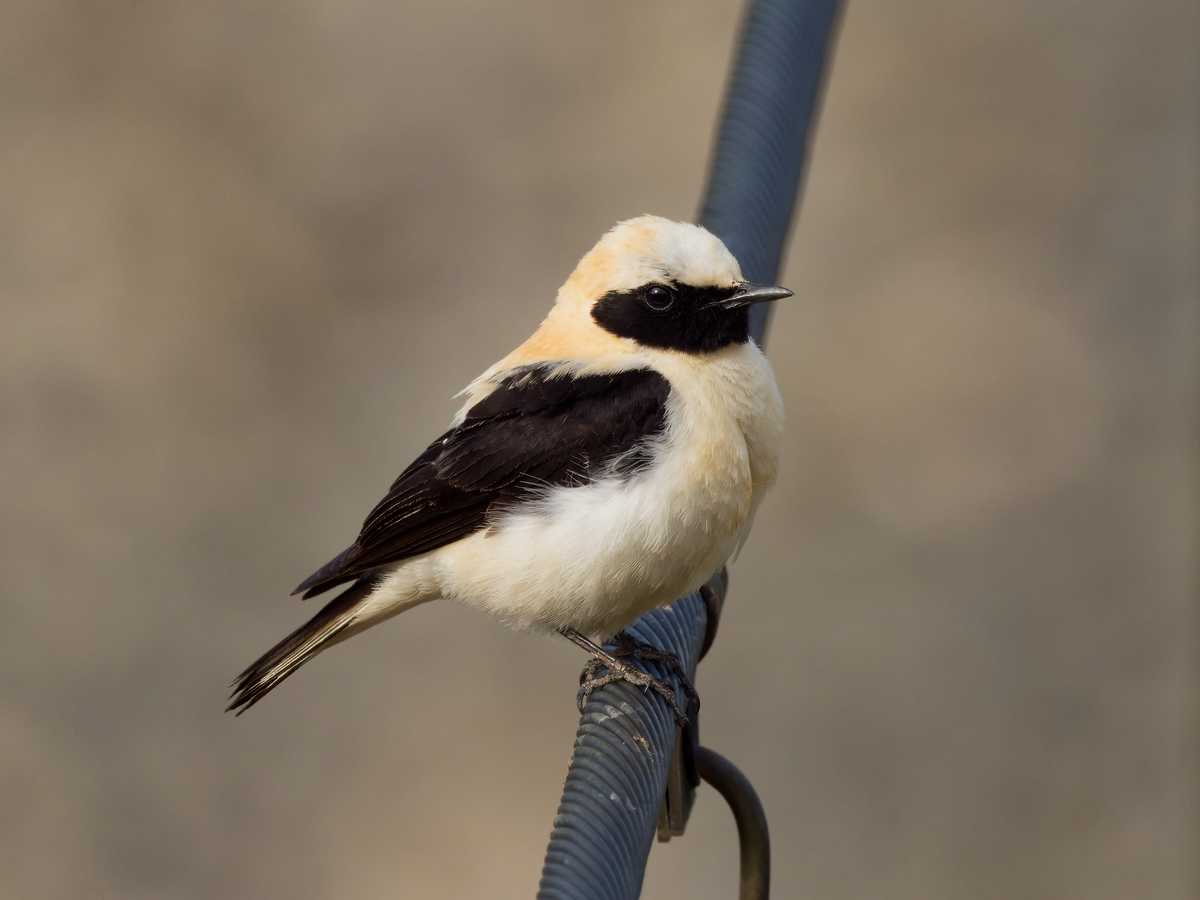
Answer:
[563, 215, 744, 300]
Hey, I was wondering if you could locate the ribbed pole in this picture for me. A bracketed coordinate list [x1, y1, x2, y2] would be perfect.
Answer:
[537, 1, 841, 897]
[538, 592, 708, 900]
[701, 0, 841, 344]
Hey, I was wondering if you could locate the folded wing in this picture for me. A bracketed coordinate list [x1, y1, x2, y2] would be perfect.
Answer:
[294, 364, 671, 599]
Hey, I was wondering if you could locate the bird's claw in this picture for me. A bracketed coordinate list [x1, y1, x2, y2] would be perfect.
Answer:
[609, 630, 701, 718]
[575, 632, 697, 730]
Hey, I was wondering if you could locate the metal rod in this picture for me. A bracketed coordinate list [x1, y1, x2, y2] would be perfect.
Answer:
[696, 746, 772, 900]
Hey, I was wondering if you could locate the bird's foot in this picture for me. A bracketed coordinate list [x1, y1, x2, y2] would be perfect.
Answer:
[563, 629, 697, 729]
[608, 629, 701, 719]
[577, 657, 692, 729]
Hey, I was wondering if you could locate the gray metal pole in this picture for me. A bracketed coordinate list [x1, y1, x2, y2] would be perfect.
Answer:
[537, 1, 841, 897]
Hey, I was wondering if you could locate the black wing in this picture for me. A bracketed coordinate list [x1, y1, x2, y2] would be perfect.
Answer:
[294, 364, 670, 599]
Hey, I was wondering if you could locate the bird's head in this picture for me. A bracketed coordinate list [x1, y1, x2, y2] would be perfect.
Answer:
[559, 215, 792, 355]
[483, 216, 793, 379]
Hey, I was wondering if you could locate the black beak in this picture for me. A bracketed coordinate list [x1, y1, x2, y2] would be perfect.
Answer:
[719, 282, 794, 309]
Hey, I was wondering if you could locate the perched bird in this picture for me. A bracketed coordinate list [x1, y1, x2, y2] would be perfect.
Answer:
[229, 215, 789, 714]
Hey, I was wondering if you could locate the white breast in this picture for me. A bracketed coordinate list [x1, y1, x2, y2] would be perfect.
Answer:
[360, 343, 784, 639]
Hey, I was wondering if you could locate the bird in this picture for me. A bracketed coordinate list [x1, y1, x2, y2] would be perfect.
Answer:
[228, 214, 790, 716]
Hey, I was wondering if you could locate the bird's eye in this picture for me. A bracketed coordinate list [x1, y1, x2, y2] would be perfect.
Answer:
[642, 284, 675, 311]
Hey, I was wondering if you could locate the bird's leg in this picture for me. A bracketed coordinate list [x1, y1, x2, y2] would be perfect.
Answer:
[560, 628, 695, 729]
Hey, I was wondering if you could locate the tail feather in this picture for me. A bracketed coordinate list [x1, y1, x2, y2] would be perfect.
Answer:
[228, 578, 377, 714]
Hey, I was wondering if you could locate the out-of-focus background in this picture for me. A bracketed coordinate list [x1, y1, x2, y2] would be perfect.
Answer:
[1, 1, 1196, 898]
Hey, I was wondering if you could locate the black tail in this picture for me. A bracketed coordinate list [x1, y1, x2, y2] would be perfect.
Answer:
[227, 578, 377, 714]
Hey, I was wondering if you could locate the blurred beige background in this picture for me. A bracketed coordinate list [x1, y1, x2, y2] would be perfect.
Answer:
[1, 1, 1196, 898]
